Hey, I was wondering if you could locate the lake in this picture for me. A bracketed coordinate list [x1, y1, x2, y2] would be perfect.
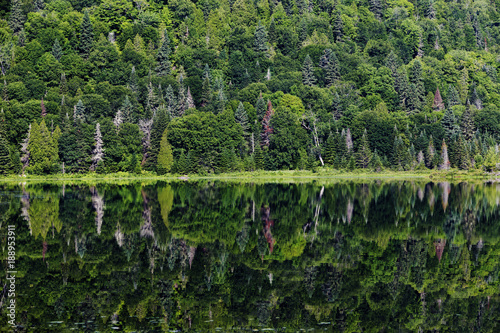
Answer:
[0, 180, 499, 331]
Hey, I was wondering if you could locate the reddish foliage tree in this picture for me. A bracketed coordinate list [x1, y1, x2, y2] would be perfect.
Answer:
[433, 88, 444, 111]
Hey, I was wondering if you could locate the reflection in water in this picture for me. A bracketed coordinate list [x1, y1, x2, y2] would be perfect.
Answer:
[1, 180, 500, 331]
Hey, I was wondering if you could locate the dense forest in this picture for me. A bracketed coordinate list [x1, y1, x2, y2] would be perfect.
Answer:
[1, 181, 500, 331]
[1, 0, 500, 174]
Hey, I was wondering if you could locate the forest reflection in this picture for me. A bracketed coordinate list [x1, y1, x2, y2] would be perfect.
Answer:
[1, 180, 500, 332]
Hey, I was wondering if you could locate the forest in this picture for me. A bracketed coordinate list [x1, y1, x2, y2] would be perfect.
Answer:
[1, 180, 500, 331]
[1, 0, 500, 175]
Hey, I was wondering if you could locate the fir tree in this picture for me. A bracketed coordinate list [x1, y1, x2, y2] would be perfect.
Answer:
[113, 109, 123, 130]
[201, 71, 212, 107]
[214, 88, 227, 114]
[426, 0, 436, 19]
[156, 31, 172, 76]
[324, 134, 336, 166]
[20, 124, 30, 173]
[9, 0, 24, 34]
[441, 108, 459, 141]
[27, 120, 59, 174]
[461, 107, 475, 140]
[148, 108, 169, 169]
[371, 150, 383, 171]
[456, 135, 470, 170]
[302, 54, 316, 86]
[186, 87, 195, 109]
[90, 123, 104, 171]
[52, 39, 62, 61]
[235, 102, 249, 133]
[253, 143, 264, 169]
[177, 76, 187, 117]
[165, 84, 177, 114]
[41, 98, 47, 118]
[60, 72, 68, 95]
[129, 66, 138, 94]
[345, 128, 353, 153]
[261, 100, 274, 146]
[254, 21, 268, 52]
[470, 86, 483, 110]
[79, 10, 94, 58]
[121, 96, 134, 123]
[332, 92, 342, 120]
[269, 18, 277, 44]
[74, 99, 86, 123]
[157, 129, 173, 174]
[426, 136, 436, 168]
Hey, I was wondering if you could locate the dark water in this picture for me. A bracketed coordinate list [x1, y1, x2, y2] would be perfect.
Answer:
[1, 180, 500, 332]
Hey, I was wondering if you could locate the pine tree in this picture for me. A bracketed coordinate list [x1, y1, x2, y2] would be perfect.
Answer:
[52, 39, 62, 61]
[129, 66, 138, 94]
[156, 31, 172, 76]
[441, 108, 459, 141]
[440, 139, 450, 170]
[370, 0, 382, 20]
[261, 100, 274, 146]
[235, 102, 249, 133]
[319, 49, 340, 86]
[254, 21, 268, 52]
[447, 85, 460, 107]
[9, 0, 24, 34]
[74, 99, 86, 123]
[333, 11, 343, 42]
[432, 87, 444, 111]
[186, 87, 195, 109]
[121, 96, 134, 123]
[461, 107, 475, 140]
[157, 129, 173, 174]
[90, 123, 104, 171]
[80, 10, 94, 58]
[356, 130, 372, 168]
[0, 132, 11, 175]
[302, 54, 316, 86]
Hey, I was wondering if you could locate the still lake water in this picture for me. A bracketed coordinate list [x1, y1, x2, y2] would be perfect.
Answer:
[1, 180, 500, 332]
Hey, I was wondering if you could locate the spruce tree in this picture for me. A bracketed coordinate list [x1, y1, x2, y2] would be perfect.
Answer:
[254, 21, 268, 52]
[440, 139, 450, 170]
[447, 85, 460, 107]
[456, 135, 470, 170]
[9, 0, 24, 34]
[302, 54, 316, 86]
[177, 76, 186, 117]
[156, 31, 172, 76]
[27, 120, 59, 174]
[33, 0, 44, 12]
[370, 0, 382, 20]
[332, 92, 342, 120]
[214, 88, 227, 114]
[441, 108, 459, 141]
[79, 10, 94, 58]
[186, 87, 195, 109]
[90, 123, 104, 171]
[157, 129, 173, 174]
[333, 11, 343, 42]
[324, 134, 336, 166]
[426, 136, 436, 168]
[52, 39, 62, 61]
[60, 72, 68, 95]
[201, 71, 212, 107]
[320, 49, 340, 86]
[269, 18, 277, 43]
[253, 143, 264, 170]
[121, 96, 134, 123]
[149, 108, 169, 169]
[461, 107, 475, 140]
[432, 87, 444, 111]
[255, 92, 266, 120]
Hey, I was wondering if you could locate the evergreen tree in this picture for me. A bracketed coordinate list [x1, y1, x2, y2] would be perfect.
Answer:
[214, 88, 227, 114]
[426, 136, 436, 168]
[441, 108, 459, 141]
[461, 107, 475, 140]
[440, 139, 450, 170]
[60, 72, 68, 95]
[332, 92, 342, 120]
[80, 10, 94, 58]
[261, 100, 274, 146]
[0, 132, 11, 175]
[333, 11, 343, 42]
[156, 31, 172, 76]
[165, 84, 177, 114]
[371, 150, 383, 171]
[121, 96, 134, 123]
[370, 0, 382, 20]
[20, 124, 30, 173]
[447, 85, 460, 107]
[356, 130, 372, 168]
[432, 87, 444, 111]
[157, 129, 173, 174]
[410, 59, 425, 111]
[74, 99, 86, 123]
[201, 71, 212, 107]
[148, 108, 169, 169]
[319, 49, 340, 86]
[324, 134, 335, 166]
[129, 66, 138, 94]
[255, 92, 266, 120]
[52, 39, 62, 61]
[253, 143, 264, 169]
[456, 135, 470, 170]
[9, 0, 24, 34]
[268, 18, 276, 43]
[27, 120, 59, 174]
[90, 123, 104, 171]
[186, 87, 195, 109]
[254, 21, 268, 52]
[302, 54, 316, 86]
[235, 102, 249, 133]
[470, 86, 483, 110]
[177, 76, 187, 117]
[345, 128, 353, 153]
[33, 0, 44, 12]
[426, 0, 436, 19]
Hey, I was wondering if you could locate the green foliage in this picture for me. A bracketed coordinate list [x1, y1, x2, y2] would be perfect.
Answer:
[80, 10, 94, 58]
[27, 120, 59, 174]
[157, 129, 173, 174]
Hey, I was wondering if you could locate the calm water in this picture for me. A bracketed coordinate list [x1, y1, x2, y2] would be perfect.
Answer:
[1, 180, 500, 332]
